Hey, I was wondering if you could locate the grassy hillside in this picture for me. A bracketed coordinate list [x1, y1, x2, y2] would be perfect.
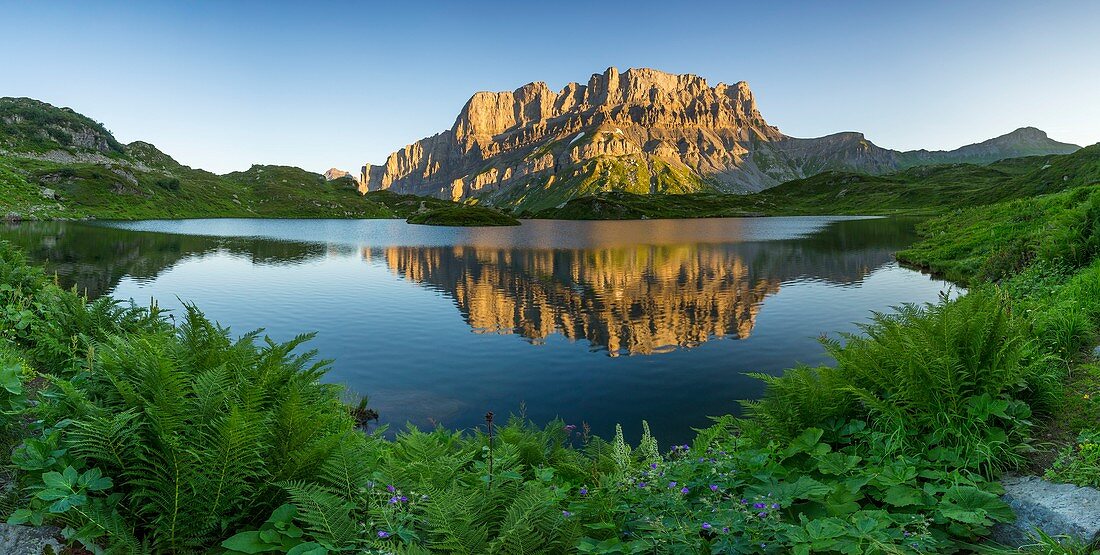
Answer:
[529, 145, 1100, 220]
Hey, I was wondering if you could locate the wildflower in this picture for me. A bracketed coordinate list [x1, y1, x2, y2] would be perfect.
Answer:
[377, 530, 390, 539]
[400, 496, 408, 503]
[562, 510, 572, 517]
[701, 522, 712, 530]
[388, 496, 399, 504]
[740, 498, 748, 504]
[680, 487, 690, 494]
[761, 543, 766, 549]
[757, 512, 768, 518]
[722, 526, 729, 533]
[669, 481, 677, 488]
[638, 482, 647, 488]
[770, 503, 779, 509]
[579, 487, 588, 496]
[753, 503, 767, 509]
[387, 484, 396, 493]
[564, 424, 577, 432]
[650, 463, 658, 469]
[709, 484, 719, 492]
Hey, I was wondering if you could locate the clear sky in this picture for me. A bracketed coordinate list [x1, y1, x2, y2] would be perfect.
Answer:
[2, 0, 1098, 175]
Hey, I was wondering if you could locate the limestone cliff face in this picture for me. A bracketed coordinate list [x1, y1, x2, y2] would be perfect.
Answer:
[361, 67, 790, 208]
[359, 67, 1081, 210]
[323, 168, 352, 181]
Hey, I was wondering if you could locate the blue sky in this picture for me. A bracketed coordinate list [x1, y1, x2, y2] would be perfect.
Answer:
[2, 0, 1098, 174]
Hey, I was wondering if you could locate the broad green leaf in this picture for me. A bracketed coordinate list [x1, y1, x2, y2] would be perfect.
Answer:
[221, 531, 279, 554]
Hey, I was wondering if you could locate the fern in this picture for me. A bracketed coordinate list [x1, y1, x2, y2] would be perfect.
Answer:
[281, 481, 359, 550]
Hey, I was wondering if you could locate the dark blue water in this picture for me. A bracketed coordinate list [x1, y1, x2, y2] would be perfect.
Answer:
[0, 217, 956, 444]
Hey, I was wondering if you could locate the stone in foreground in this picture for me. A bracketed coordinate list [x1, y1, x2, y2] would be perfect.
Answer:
[0, 523, 63, 555]
[992, 474, 1100, 546]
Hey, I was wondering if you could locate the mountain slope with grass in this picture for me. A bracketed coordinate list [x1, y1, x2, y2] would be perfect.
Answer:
[531, 144, 1100, 219]
[0, 97, 503, 222]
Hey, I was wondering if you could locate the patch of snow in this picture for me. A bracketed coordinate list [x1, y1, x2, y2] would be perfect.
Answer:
[568, 132, 586, 145]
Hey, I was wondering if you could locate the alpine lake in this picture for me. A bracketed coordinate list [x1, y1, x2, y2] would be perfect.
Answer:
[0, 216, 957, 444]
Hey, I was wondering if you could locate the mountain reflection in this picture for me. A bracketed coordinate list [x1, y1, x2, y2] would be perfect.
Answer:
[367, 218, 911, 355]
[0, 217, 921, 355]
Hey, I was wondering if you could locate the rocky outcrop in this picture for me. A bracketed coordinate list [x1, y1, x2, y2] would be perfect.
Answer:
[360, 67, 1081, 209]
[323, 168, 352, 181]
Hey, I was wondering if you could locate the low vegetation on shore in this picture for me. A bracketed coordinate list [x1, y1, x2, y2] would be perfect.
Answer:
[406, 205, 521, 226]
[3, 178, 1100, 551]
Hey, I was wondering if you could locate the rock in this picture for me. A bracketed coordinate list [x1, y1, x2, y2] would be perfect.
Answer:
[323, 168, 352, 181]
[39, 188, 58, 200]
[1091, 344, 1100, 359]
[992, 475, 1100, 547]
[0, 523, 64, 555]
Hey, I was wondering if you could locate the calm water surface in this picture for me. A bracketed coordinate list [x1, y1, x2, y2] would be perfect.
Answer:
[0, 217, 956, 443]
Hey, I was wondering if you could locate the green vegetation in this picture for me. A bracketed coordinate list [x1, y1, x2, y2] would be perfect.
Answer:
[407, 205, 521, 226]
[530, 146, 1100, 220]
[5, 189, 1100, 552]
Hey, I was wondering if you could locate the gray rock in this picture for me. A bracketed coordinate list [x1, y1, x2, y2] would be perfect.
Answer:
[0, 523, 63, 555]
[992, 474, 1100, 547]
[1092, 344, 1100, 359]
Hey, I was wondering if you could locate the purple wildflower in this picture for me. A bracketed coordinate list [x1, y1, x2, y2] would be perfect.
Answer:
[770, 503, 779, 509]
[388, 496, 399, 504]
[638, 482, 647, 488]
[739, 498, 748, 504]
[757, 512, 768, 518]
[579, 487, 588, 496]
[562, 510, 572, 517]
[401, 496, 408, 503]
[650, 463, 658, 469]
[377, 530, 390, 539]
[701, 522, 712, 530]
[722, 526, 730, 533]
[709, 484, 719, 492]
[387, 484, 396, 493]
[669, 481, 677, 488]
[680, 487, 690, 494]
[753, 503, 766, 509]
[564, 424, 576, 432]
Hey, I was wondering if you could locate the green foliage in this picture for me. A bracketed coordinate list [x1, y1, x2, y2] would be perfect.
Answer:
[406, 205, 521, 226]
[749, 291, 1049, 476]
[1044, 430, 1100, 489]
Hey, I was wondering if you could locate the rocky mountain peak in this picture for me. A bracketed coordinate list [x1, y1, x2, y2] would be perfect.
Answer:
[359, 68, 1081, 209]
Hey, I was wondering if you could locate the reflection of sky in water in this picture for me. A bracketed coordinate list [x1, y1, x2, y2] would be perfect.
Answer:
[5, 217, 955, 444]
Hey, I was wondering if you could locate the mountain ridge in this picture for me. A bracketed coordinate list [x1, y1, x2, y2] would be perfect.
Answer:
[359, 67, 1080, 210]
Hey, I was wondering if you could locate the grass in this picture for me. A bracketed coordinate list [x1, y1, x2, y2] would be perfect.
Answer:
[406, 205, 520, 226]
[528, 145, 1100, 220]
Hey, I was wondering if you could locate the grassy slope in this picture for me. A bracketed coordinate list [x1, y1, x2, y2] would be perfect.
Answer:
[530, 145, 1100, 220]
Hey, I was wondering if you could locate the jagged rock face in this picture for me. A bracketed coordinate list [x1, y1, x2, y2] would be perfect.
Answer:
[361, 67, 787, 206]
[360, 68, 1082, 209]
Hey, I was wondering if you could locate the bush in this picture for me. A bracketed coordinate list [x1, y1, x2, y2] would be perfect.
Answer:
[748, 291, 1053, 476]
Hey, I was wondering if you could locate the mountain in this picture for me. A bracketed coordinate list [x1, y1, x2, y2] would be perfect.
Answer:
[0, 97, 461, 220]
[360, 67, 1081, 210]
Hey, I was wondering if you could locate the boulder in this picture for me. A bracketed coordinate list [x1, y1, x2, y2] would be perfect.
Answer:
[0, 523, 63, 555]
[992, 474, 1100, 546]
